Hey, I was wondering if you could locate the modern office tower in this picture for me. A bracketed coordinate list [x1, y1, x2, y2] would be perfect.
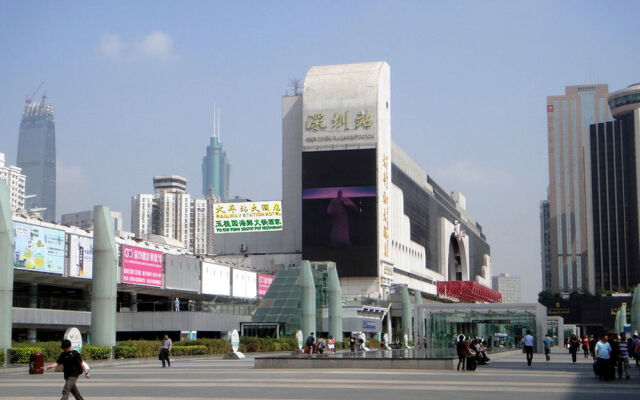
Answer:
[540, 200, 552, 292]
[0, 152, 26, 212]
[202, 108, 230, 201]
[131, 194, 154, 237]
[190, 198, 207, 255]
[492, 273, 521, 303]
[585, 83, 640, 292]
[547, 85, 611, 294]
[17, 94, 56, 222]
[132, 176, 208, 254]
[61, 209, 123, 231]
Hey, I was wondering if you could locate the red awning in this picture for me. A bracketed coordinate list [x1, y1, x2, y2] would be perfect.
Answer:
[437, 281, 502, 303]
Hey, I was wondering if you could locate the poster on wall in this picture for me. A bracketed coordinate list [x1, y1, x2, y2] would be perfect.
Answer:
[13, 222, 65, 274]
[213, 201, 283, 233]
[69, 235, 93, 279]
[232, 269, 257, 299]
[302, 148, 378, 277]
[121, 245, 164, 287]
[201, 262, 231, 296]
[257, 274, 275, 298]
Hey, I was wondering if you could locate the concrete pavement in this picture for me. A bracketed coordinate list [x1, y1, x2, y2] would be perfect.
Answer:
[0, 348, 639, 399]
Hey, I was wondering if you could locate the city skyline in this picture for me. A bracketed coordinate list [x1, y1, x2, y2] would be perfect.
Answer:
[1, 1, 639, 302]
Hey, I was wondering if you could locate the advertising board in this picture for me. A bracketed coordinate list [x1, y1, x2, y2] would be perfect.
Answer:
[201, 262, 231, 296]
[121, 245, 164, 287]
[232, 269, 257, 299]
[213, 200, 283, 233]
[302, 149, 377, 277]
[69, 235, 93, 279]
[257, 274, 275, 298]
[13, 222, 65, 274]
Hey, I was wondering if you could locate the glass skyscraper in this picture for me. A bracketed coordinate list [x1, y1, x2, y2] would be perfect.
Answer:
[17, 96, 56, 222]
[201, 112, 230, 201]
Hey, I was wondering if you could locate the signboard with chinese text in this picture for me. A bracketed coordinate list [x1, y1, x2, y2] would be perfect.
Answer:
[201, 262, 231, 296]
[213, 201, 283, 233]
[257, 274, 275, 298]
[302, 108, 377, 150]
[69, 235, 93, 279]
[121, 245, 164, 287]
[13, 222, 65, 274]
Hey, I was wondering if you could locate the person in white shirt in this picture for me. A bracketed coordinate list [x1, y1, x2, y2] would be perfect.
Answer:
[523, 330, 535, 366]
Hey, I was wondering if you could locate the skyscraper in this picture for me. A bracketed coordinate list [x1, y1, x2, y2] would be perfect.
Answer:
[547, 85, 610, 293]
[17, 94, 56, 222]
[585, 83, 640, 292]
[540, 199, 551, 292]
[202, 108, 230, 201]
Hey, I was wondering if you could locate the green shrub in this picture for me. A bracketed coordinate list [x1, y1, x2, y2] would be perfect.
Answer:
[83, 345, 111, 360]
[180, 338, 230, 354]
[115, 344, 137, 359]
[171, 345, 207, 356]
[0, 350, 4, 365]
[10, 347, 43, 363]
[116, 340, 158, 358]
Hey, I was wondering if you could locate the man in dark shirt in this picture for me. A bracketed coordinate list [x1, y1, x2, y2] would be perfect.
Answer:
[46, 339, 90, 400]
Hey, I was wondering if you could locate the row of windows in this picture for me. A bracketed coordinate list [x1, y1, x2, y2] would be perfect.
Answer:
[391, 239, 424, 260]
[609, 92, 640, 110]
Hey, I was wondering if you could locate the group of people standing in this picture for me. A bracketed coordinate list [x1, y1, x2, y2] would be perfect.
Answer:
[456, 335, 490, 372]
[590, 332, 639, 381]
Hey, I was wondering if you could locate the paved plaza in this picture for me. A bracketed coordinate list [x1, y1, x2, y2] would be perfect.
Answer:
[1, 349, 639, 400]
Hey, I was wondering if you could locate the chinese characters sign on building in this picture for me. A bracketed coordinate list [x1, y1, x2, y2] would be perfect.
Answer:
[213, 201, 283, 233]
[303, 109, 376, 149]
[258, 274, 275, 298]
[121, 245, 164, 287]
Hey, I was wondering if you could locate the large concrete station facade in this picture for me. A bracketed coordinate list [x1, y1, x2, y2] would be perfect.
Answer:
[2, 61, 507, 346]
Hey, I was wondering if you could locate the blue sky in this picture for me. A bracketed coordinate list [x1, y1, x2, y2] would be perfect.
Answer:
[1, 0, 639, 301]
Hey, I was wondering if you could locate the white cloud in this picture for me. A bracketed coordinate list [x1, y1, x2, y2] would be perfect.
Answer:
[96, 31, 174, 61]
[97, 33, 125, 59]
[432, 161, 511, 187]
[137, 31, 173, 59]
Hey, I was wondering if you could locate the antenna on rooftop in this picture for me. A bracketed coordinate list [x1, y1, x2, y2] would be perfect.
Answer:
[25, 81, 44, 104]
[289, 78, 302, 95]
[212, 104, 221, 140]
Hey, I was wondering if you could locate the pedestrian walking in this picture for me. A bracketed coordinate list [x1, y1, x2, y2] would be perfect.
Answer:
[543, 334, 553, 361]
[569, 334, 580, 363]
[523, 330, 535, 366]
[589, 335, 597, 360]
[631, 334, 640, 367]
[45, 339, 90, 400]
[159, 334, 172, 367]
[349, 334, 356, 352]
[456, 334, 467, 371]
[617, 332, 631, 379]
[582, 336, 590, 359]
[595, 334, 614, 380]
[328, 336, 336, 353]
[305, 332, 315, 354]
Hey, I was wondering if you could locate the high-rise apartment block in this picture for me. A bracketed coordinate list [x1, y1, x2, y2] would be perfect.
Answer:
[0, 152, 26, 212]
[547, 85, 611, 293]
[61, 209, 123, 231]
[492, 273, 521, 303]
[17, 95, 56, 222]
[540, 200, 551, 292]
[585, 83, 640, 292]
[131, 175, 208, 255]
[202, 109, 230, 201]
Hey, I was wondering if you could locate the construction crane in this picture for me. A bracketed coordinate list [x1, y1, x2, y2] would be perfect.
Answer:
[25, 81, 44, 104]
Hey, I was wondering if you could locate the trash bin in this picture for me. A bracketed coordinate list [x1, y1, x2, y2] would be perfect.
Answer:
[29, 352, 44, 374]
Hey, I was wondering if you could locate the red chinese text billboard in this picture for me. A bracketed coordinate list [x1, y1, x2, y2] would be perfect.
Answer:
[258, 274, 275, 298]
[122, 245, 164, 287]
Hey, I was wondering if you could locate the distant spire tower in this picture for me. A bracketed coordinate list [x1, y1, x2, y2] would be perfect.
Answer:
[202, 104, 230, 200]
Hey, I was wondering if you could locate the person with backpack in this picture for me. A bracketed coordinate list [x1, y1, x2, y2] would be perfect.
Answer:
[543, 334, 553, 361]
[45, 339, 90, 400]
[306, 332, 315, 354]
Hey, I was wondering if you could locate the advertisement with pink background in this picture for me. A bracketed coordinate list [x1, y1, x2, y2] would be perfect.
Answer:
[121, 245, 164, 287]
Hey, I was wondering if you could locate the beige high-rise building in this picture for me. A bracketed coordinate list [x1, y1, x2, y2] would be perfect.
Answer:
[547, 85, 611, 293]
[0, 152, 26, 212]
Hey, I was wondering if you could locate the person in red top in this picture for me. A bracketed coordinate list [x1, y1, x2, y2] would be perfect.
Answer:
[582, 336, 590, 359]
